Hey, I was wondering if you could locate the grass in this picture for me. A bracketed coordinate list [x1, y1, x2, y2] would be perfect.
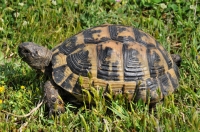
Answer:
[0, 0, 200, 131]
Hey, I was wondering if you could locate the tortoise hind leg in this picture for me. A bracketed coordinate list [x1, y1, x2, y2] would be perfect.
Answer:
[44, 80, 65, 115]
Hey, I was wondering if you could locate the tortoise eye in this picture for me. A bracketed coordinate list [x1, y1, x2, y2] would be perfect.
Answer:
[23, 49, 29, 54]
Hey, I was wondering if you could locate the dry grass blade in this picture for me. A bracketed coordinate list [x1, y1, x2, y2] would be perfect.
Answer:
[1, 98, 44, 118]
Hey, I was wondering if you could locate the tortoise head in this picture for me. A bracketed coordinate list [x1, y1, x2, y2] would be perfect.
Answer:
[171, 54, 181, 67]
[18, 42, 52, 70]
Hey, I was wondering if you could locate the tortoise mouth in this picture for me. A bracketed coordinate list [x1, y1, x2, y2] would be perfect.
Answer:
[18, 43, 32, 58]
[18, 45, 34, 65]
[18, 46, 26, 59]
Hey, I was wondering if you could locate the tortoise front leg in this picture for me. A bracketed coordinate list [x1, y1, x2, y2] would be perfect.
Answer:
[44, 80, 65, 115]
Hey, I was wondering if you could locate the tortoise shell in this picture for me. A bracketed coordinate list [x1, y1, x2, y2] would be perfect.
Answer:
[51, 24, 180, 103]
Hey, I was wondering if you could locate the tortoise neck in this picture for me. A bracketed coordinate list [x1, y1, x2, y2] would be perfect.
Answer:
[40, 49, 52, 73]
[44, 63, 53, 76]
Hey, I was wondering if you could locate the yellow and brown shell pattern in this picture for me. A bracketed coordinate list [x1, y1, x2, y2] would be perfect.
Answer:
[51, 24, 180, 103]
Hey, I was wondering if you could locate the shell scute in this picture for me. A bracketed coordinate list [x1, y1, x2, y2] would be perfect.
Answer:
[132, 28, 156, 48]
[60, 73, 74, 91]
[156, 42, 173, 69]
[56, 36, 85, 56]
[53, 64, 68, 84]
[83, 26, 111, 44]
[167, 66, 179, 89]
[67, 49, 92, 77]
[109, 25, 135, 43]
[158, 73, 174, 95]
[97, 41, 123, 81]
[146, 49, 166, 78]
[123, 43, 146, 81]
[145, 78, 161, 103]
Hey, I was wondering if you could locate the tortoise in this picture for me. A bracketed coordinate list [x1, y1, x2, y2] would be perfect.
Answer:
[18, 24, 181, 114]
